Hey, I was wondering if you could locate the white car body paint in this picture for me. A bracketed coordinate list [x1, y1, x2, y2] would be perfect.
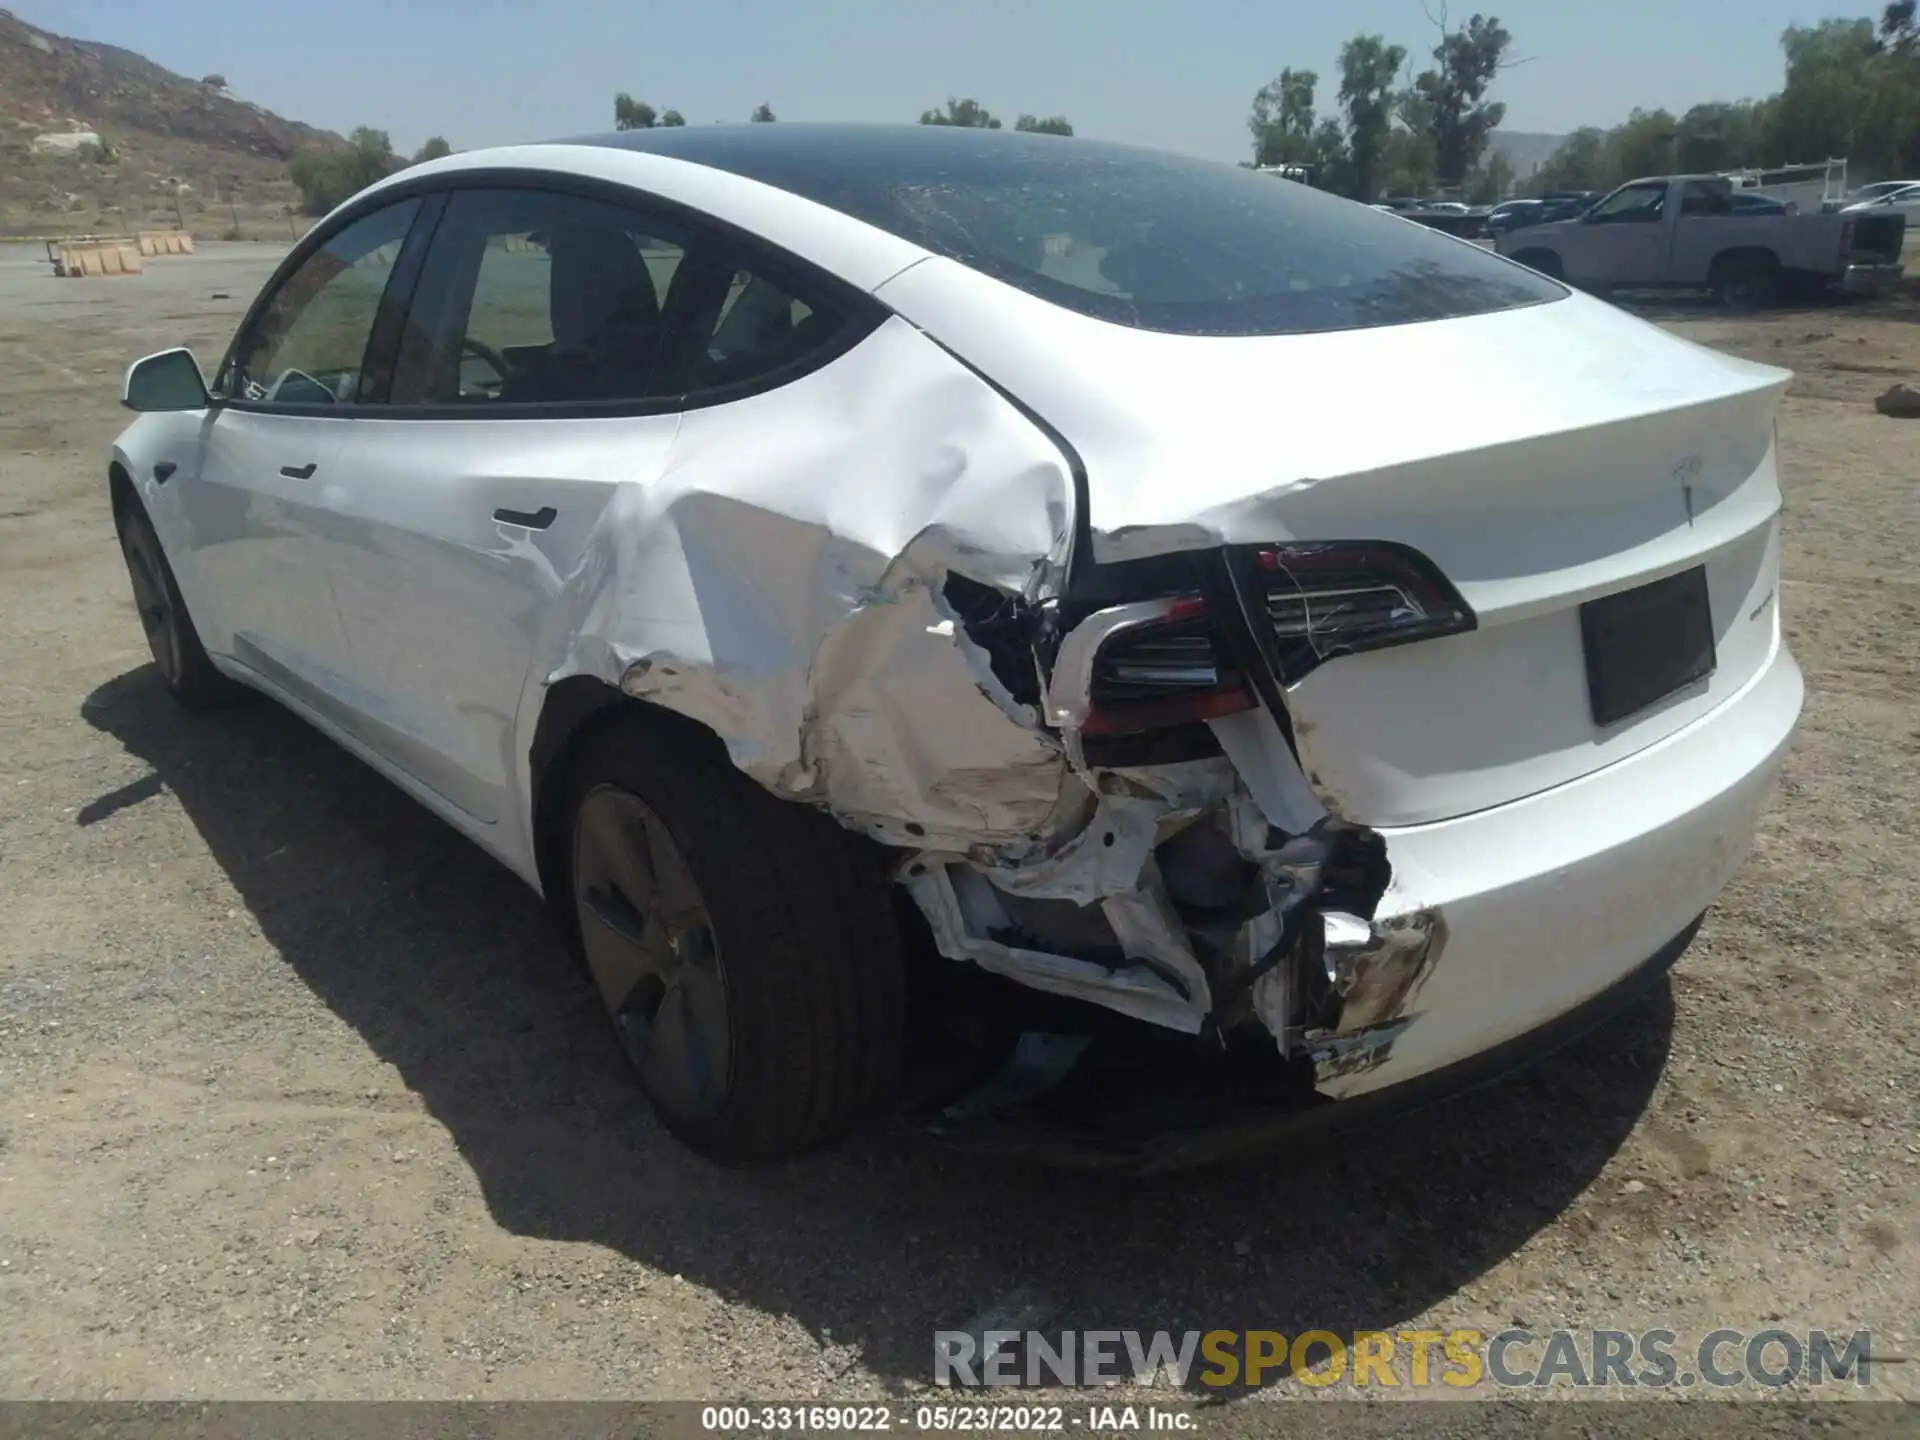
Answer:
[110, 134, 1804, 1112]
[876, 257, 1793, 823]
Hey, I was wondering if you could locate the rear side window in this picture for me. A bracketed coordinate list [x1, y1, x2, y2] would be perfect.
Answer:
[653, 262, 845, 395]
[394, 189, 693, 406]
[391, 185, 848, 409]
[583, 127, 1563, 336]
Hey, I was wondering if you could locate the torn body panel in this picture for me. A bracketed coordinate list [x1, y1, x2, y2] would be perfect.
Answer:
[525, 310, 1397, 1072]
[536, 315, 1077, 858]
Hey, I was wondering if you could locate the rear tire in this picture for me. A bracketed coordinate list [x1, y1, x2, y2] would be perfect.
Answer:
[1710, 255, 1779, 312]
[113, 496, 245, 709]
[563, 711, 906, 1161]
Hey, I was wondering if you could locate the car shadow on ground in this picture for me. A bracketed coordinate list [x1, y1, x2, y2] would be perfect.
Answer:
[81, 665, 1674, 1394]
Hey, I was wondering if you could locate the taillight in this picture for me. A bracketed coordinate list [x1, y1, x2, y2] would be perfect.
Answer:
[1083, 595, 1255, 736]
[1044, 542, 1474, 742]
[1248, 541, 1475, 684]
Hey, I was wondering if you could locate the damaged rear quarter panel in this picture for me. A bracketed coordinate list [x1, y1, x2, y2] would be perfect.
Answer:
[536, 315, 1078, 853]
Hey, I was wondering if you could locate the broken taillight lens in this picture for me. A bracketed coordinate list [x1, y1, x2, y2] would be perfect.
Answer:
[1084, 595, 1257, 736]
[1250, 541, 1475, 684]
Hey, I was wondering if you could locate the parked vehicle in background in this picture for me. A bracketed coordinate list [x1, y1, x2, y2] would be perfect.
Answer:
[1488, 199, 1544, 233]
[1497, 173, 1906, 308]
[1399, 200, 1491, 239]
[1840, 181, 1920, 223]
[1835, 179, 1916, 209]
[1493, 194, 1602, 234]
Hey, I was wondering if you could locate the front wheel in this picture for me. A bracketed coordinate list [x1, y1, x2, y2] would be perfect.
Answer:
[564, 712, 906, 1161]
[113, 497, 244, 709]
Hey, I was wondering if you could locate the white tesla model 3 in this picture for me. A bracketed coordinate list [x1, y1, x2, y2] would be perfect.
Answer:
[108, 125, 1802, 1165]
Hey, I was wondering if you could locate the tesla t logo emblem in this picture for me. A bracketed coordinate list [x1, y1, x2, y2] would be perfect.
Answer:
[1673, 454, 1703, 526]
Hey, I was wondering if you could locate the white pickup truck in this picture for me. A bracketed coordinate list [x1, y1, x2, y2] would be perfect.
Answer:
[1494, 173, 1907, 308]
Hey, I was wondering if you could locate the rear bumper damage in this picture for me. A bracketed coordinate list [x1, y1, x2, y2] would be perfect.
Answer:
[897, 557, 1800, 1163]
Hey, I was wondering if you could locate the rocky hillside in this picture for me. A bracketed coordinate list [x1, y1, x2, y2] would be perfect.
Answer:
[0, 7, 344, 236]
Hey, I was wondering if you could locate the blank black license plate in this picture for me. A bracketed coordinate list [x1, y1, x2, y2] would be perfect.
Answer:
[1580, 566, 1716, 727]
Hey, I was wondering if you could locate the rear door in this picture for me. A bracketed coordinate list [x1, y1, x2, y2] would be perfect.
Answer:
[175, 197, 424, 710]
[317, 183, 859, 828]
[312, 186, 690, 824]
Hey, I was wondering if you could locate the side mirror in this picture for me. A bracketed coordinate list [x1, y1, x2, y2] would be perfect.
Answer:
[122, 348, 210, 412]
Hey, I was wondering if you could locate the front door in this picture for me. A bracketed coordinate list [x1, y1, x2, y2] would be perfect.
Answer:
[174, 198, 424, 713]
[1561, 180, 1670, 287]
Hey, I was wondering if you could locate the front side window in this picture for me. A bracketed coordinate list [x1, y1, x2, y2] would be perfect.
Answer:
[230, 199, 419, 405]
[1586, 183, 1668, 224]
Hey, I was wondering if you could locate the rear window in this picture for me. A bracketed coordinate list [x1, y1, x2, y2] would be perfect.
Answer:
[581, 125, 1564, 336]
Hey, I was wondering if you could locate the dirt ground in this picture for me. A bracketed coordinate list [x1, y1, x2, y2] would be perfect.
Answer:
[0, 242, 1914, 1407]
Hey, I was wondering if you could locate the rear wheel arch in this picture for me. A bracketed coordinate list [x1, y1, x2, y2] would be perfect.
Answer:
[530, 680, 908, 1159]
[530, 676, 638, 910]
[528, 678, 739, 913]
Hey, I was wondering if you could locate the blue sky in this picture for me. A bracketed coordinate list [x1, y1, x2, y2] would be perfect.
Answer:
[16, 0, 1850, 161]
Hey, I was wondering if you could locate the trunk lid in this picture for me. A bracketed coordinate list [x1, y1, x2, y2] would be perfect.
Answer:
[877, 261, 1793, 825]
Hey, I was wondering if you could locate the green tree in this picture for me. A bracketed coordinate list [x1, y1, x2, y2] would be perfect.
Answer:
[1310, 117, 1352, 193]
[1382, 86, 1439, 195]
[1338, 34, 1408, 200]
[1673, 102, 1763, 173]
[1604, 107, 1680, 181]
[1873, 2, 1920, 171]
[1249, 68, 1319, 166]
[288, 127, 398, 215]
[1014, 114, 1074, 135]
[920, 98, 1001, 128]
[661, 109, 686, 126]
[750, 103, 776, 122]
[614, 93, 658, 130]
[1465, 149, 1515, 202]
[1769, 20, 1877, 163]
[1526, 8, 1920, 200]
[412, 136, 453, 163]
[1411, 12, 1512, 187]
[1532, 127, 1611, 192]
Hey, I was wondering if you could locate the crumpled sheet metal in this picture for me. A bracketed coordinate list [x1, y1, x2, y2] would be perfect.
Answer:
[527, 310, 1422, 1053]
[543, 316, 1076, 853]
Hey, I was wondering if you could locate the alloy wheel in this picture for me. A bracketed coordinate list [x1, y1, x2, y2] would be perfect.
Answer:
[571, 785, 732, 1121]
